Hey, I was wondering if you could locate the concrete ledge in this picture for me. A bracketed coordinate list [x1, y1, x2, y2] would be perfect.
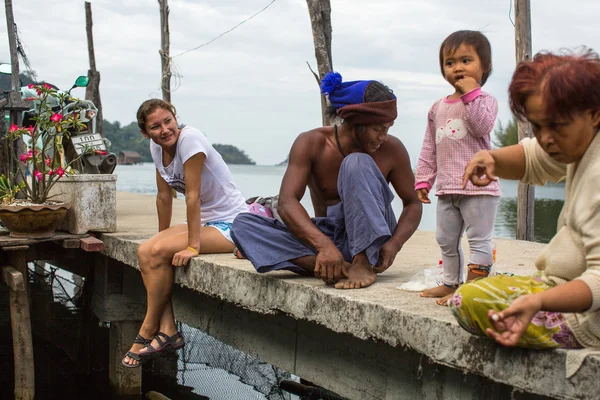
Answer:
[98, 192, 600, 399]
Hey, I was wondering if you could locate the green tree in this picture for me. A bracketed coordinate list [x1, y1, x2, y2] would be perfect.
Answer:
[493, 117, 519, 148]
[103, 120, 152, 161]
[212, 144, 255, 165]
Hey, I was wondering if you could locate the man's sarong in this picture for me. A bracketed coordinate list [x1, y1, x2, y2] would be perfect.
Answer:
[449, 275, 581, 349]
[231, 153, 397, 274]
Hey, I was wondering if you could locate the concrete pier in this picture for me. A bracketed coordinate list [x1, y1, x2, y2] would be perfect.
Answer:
[95, 192, 599, 400]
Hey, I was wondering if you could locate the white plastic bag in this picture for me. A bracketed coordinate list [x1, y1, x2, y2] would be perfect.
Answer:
[398, 263, 443, 292]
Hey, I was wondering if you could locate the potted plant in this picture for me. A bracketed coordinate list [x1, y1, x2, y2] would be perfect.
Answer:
[0, 81, 94, 238]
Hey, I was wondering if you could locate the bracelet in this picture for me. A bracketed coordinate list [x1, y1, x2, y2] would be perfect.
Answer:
[187, 246, 199, 255]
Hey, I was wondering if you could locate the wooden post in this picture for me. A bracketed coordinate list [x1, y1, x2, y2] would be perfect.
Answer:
[306, 0, 334, 126]
[3, 0, 29, 182]
[4, 0, 19, 94]
[158, 0, 171, 103]
[515, 0, 535, 241]
[84, 1, 104, 135]
[158, 0, 176, 198]
[2, 248, 35, 400]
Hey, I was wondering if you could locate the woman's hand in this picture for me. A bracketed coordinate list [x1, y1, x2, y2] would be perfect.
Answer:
[486, 294, 543, 346]
[171, 248, 198, 267]
[462, 150, 498, 189]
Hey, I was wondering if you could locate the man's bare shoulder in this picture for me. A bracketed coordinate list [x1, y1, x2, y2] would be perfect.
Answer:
[380, 134, 410, 161]
[290, 127, 330, 154]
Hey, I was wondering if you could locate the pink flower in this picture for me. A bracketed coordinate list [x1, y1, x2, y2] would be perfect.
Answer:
[43, 83, 52, 90]
[34, 170, 43, 181]
[8, 124, 19, 132]
[94, 150, 107, 155]
[55, 167, 65, 177]
[45, 157, 51, 167]
[47, 169, 54, 176]
[19, 153, 29, 163]
[24, 125, 34, 135]
[50, 113, 63, 122]
[28, 83, 35, 89]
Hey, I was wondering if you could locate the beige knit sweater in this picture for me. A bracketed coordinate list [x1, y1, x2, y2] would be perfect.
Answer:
[520, 134, 600, 376]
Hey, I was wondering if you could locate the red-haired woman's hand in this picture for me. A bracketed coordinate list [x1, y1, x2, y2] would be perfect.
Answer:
[462, 150, 498, 188]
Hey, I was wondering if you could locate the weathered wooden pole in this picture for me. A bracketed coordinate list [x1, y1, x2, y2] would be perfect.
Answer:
[4, 247, 35, 400]
[3, 0, 28, 187]
[85, 1, 104, 134]
[306, 0, 334, 126]
[158, 0, 171, 103]
[515, 0, 535, 241]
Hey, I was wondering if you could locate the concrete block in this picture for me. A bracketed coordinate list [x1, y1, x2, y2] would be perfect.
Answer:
[49, 174, 117, 234]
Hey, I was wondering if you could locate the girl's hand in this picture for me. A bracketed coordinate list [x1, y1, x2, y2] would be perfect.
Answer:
[454, 76, 480, 94]
[462, 150, 498, 188]
[416, 188, 431, 204]
[486, 294, 543, 347]
[171, 248, 198, 267]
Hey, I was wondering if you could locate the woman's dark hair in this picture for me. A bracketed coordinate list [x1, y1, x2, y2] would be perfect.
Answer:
[439, 30, 493, 86]
[325, 81, 395, 119]
[136, 99, 177, 132]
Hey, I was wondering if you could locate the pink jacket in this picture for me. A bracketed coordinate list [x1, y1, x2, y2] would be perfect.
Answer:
[415, 88, 501, 196]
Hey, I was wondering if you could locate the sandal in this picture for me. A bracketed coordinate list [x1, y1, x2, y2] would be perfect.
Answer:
[233, 247, 246, 260]
[139, 331, 185, 359]
[468, 264, 491, 277]
[121, 334, 151, 368]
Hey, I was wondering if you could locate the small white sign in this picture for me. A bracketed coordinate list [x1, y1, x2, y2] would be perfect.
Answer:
[71, 133, 106, 155]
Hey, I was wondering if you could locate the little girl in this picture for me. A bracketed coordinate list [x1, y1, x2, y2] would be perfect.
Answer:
[415, 30, 500, 305]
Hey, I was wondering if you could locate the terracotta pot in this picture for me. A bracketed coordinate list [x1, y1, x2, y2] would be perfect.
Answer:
[0, 202, 71, 239]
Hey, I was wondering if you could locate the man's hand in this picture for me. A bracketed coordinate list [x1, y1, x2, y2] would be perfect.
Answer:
[314, 245, 347, 284]
[486, 294, 543, 347]
[416, 188, 431, 204]
[454, 76, 480, 95]
[172, 248, 197, 267]
[373, 241, 401, 274]
[462, 150, 498, 189]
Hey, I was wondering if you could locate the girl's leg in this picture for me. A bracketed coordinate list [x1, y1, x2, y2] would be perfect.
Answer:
[421, 195, 465, 301]
[460, 195, 499, 281]
[449, 275, 581, 349]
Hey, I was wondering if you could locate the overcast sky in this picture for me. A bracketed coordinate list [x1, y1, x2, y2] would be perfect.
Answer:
[1, 0, 598, 165]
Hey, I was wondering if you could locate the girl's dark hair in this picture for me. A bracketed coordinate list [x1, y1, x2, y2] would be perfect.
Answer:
[136, 99, 177, 132]
[325, 81, 395, 119]
[439, 30, 493, 86]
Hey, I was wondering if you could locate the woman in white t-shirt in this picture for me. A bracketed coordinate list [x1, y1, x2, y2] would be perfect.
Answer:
[122, 99, 248, 367]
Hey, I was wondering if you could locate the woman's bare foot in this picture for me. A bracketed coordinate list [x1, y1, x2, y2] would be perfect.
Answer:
[334, 262, 376, 289]
[420, 285, 456, 299]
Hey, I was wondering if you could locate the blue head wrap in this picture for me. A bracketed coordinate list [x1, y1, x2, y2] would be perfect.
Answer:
[320, 71, 397, 124]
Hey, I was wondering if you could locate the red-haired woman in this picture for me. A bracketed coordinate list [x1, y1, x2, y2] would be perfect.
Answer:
[451, 49, 600, 358]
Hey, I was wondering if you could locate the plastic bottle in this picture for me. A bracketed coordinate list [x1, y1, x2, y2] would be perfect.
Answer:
[492, 242, 497, 264]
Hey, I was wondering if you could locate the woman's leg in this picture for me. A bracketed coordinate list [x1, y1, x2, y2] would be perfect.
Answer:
[124, 224, 235, 366]
[449, 275, 581, 349]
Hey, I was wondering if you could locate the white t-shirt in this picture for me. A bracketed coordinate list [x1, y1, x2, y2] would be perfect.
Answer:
[150, 126, 248, 224]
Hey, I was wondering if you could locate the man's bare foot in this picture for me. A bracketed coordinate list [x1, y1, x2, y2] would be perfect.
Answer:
[334, 262, 376, 289]
[436, 292, 454, 306]
[420, 285, 456, 298]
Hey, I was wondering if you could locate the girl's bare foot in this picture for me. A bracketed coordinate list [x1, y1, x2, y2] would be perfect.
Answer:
[420, 284, 456, 298]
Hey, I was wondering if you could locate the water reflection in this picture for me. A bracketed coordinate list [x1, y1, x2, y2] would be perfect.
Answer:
[496, 198, 563, 244]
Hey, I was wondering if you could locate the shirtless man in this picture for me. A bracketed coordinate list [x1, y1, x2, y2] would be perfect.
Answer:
[232, 72, 422, 289]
